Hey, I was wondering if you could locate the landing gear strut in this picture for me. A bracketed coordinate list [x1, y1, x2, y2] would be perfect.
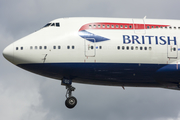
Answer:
[62, 78, 77, 109]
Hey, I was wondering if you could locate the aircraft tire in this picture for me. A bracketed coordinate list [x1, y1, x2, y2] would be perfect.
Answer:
[65, 96, 77, 109]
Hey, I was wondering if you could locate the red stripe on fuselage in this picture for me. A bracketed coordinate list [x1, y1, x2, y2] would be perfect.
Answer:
[79, 22, 169, 31]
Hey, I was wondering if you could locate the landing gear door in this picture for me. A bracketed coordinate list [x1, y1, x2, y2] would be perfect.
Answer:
[167, 43, 178, 59]
[84, 38, 96, 57]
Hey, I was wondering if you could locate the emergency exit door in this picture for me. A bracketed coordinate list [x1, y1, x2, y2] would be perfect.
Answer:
[132, 18, 146, 34]
[84, 38, 96, 57]
[167, 44, 178, 58]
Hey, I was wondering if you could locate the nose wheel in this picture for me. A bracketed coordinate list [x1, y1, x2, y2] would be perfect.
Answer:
[65, 96, 77, 108]
[62, 78, 77, 109]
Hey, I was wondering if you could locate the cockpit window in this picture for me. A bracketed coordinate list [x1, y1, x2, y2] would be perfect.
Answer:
[51, 23, 55, 26]
[43, 22, 60, 28]
[44, 23, 51, 27]
[56, 23, 60, 27]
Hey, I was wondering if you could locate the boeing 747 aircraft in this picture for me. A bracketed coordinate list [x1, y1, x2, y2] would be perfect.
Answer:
[3, 17, 180, 108]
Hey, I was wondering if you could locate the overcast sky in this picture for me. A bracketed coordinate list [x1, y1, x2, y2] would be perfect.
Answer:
[1, 0, 180, 120]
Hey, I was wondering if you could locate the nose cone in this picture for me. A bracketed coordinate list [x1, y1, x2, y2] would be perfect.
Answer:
[3, 43, 14, 64]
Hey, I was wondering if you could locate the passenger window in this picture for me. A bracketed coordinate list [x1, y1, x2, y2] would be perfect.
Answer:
[93, 25, 96, 28]
[67, 46, 70, 49]
[16, 47, 18, 50]
[144, 47, 147, 50]
[35, 46, 38, 49]
[135, 46, 138, 50]
[44, 46, 47, 49]
[149, 47, 152, 50]
[58, 46, 61, 49]
[30, 46, 33, 50]
[131, 46, 134, 50]
[120, 25, 123, 28]
[89, 25, 92, 28]
[72, 46, 75, 49]
[126, 46, 129, 50]
[169, 26, 172, 29]
[91, 46, 94, 49]
[107, 25, 110, 28]
[125, 25, 127, 28]
[117, 46, 120, 50]
[102, 25, 105, 28]
[152, 26, 154, 28]
[147, 26, 150, 29]
[116, 25, 119, 28]
[111, 25, 114, 28]
[21, 47, 23, 50]
[129, 25, 132, 28]
[39, 46, 42, 49]
[98, 25, 101, 28]
[160, 26, 163, 28]
[53, 46, 56, 49]
[165, 26, 167, 29]
[156, 26, 158, 28]
[178, 27, 180, 29]
[122, 46, 125, 50]
[140, 47, 143, 50]
[173, 47, 176, 51]
[99, 46, 102, 49]
[174, 27, 176, 29]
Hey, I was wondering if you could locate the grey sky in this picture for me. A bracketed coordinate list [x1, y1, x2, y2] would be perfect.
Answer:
[1, 0, 180, 120]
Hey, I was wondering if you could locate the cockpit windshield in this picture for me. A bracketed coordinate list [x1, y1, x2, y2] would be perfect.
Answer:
[43, 23, 60, 28]
[44, 23, 51, 27]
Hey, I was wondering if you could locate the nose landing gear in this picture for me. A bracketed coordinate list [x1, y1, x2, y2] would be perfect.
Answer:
[62, 78, 77, 109]
[65, 85, 77, 108]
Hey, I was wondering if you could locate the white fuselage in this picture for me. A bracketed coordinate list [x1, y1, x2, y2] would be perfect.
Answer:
[3, 17, 180, 90]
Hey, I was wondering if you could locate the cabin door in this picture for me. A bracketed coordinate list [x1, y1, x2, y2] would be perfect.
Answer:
[132, 18, 146, 34]
[167, 42, 178, 59]
[84, 38, 96, 57]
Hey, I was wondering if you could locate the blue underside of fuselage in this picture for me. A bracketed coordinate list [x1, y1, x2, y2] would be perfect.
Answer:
[17, 63, 180, 87]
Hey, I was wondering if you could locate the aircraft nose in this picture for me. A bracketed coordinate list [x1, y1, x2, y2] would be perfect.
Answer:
[3, 43, 14, 64]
